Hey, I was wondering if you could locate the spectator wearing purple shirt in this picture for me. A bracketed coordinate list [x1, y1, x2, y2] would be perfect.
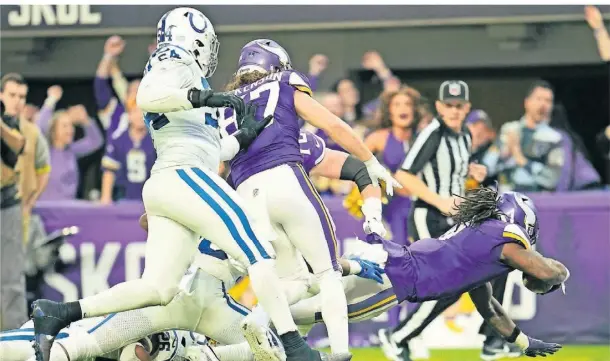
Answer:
[94, 36, 137, 138]
[100, 106, 155, 203]
[38, 105, 104, 201]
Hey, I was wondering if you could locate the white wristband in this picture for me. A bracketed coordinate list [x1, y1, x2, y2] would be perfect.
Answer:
[347, 260, 362, 275]
[514, 332, 530, 351]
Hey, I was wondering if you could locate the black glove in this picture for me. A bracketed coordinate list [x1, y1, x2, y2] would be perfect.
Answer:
[234, 104, 273, 150]
[523, 336, 562, 357]
[187, 88, 245, 119]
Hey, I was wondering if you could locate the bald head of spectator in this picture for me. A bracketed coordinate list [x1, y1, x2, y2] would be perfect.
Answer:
[524, 80, 554, 126]
[1, 73, 28, 117]
[320, 93, 344, 118]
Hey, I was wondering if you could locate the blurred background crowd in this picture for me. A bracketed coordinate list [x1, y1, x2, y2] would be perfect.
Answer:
[1, 5, 609, 353]
[2, 6, 608, 210]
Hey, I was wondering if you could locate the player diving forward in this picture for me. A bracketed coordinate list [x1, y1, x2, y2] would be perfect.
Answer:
[240, 135, 569, 359]
[31, 8, 324, 361]
[5, 130, 384, 361]
[220, 38, 400, 360]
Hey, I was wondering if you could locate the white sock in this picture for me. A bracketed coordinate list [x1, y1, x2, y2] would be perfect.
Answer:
[213, 343, 254, 361]
[247, 259, 297, 335]
[318, 270, 349, 354]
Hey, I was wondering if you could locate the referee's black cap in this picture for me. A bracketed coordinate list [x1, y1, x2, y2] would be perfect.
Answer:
[438, 80, 469, 102]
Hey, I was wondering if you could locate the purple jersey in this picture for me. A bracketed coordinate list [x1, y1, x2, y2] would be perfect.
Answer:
[381, 219, 532, 303]
[299, 130, 326, 173]
[102, 131, 156, 200]
[223, 70, 313, 188]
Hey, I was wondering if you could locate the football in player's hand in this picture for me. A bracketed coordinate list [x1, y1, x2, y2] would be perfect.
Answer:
[522, 273, 553, 294]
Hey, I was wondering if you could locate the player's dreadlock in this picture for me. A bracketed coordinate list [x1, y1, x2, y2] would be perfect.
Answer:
[452, 185, 503, 225]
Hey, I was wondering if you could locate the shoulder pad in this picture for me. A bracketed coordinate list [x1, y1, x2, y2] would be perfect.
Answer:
[502, 223, 532, 249]
[282, 70, 313, 96]
[145, 44, 194, 74]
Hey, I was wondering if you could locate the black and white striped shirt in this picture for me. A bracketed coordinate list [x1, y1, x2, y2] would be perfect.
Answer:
[400, 117, 472, 209]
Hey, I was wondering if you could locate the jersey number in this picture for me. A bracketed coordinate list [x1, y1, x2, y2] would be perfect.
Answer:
[223, 81, 280, 134]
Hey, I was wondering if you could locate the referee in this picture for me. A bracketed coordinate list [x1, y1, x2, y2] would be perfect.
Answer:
[379, 80, 487, 361]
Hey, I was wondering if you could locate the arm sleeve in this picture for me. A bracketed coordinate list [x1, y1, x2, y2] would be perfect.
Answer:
[36, 100, 57, 137]
[400, 122, 442, 174]
[94, 76, 115, 110]
[288, 71, 313, 96]
[71, 119, 104, 157]
[136, 62, 195, 114]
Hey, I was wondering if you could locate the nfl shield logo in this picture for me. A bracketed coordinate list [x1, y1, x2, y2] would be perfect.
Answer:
[448, 83, 461, 96]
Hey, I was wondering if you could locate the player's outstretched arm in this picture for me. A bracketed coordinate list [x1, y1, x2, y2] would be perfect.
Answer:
[137, 63, 244, 115]
[294, 91, 401, 194]
[469, 283, 562, 357]
[501, 243, 569, 285]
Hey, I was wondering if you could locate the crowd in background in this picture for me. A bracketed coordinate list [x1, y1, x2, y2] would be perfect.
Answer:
[2, 6, 609, 209]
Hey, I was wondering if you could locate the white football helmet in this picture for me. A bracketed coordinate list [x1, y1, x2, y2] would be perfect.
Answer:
[156, 7, 219, 77]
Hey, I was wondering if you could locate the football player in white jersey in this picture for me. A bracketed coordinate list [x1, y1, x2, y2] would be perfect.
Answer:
[31, 8, 322, 361]
[0, 321, 210, 361]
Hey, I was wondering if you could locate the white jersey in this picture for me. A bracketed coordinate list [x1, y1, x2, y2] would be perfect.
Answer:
[141, 44, 221, 174]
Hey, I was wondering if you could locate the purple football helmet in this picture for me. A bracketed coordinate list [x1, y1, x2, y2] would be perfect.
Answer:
[497, 191, 540, 244]
[236, 39, 292, 75]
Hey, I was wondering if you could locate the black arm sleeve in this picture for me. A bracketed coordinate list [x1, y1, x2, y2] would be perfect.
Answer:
[340, 155, 372, 192]
[400, 126, 442, 174]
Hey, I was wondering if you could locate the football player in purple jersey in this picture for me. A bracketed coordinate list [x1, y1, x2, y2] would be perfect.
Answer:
[220, 39, 400, 360]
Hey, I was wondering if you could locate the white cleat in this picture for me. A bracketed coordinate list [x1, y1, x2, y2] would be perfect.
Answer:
[241, 317, 286, 361]
[378, 329, 402, 361]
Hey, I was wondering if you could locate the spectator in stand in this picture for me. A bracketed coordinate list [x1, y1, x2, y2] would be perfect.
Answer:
[497, 80, 564, 192]
[585, 5, 610, 62]
[38, 105, 103, 201]
[585, 5, 610, 182]
[100, 105, 155, 203]
[364, 86, 421, 247]
[0, 73, 50, 330]
[306, 54, 329, 93]
[597, 126, 610, 181]
[465, 109, 500, 188]
[332, 78, 362, 123]
[416, 97, 435, 132]
[549, 104, 601, 190]
[21, 104, 40, 123]
[360, 51, 402, 120]
[94, 36, 135, 137]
